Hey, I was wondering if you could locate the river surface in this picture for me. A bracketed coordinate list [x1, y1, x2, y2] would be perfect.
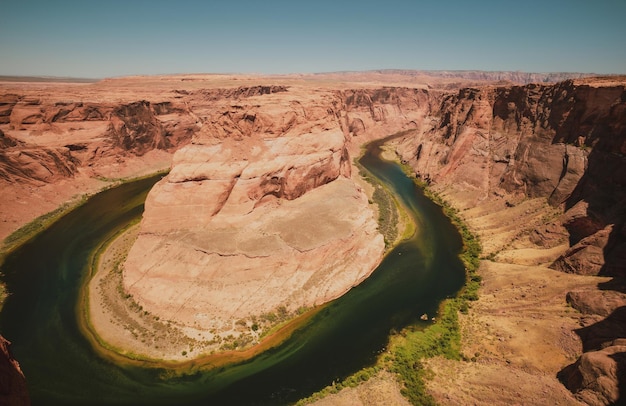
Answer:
[0, 138, 465, 405]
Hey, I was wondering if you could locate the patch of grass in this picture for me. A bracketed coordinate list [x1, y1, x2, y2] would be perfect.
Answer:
[372, 186, 398, 248]
[300, 152, 482, 405]
[0, 284, 6, 312]
[387, 298, 463, 405]
[258, 305, 307, 339]
[355, 158, 401, 250]
[386, 164, 481, 403]
[296, 366, 381, 405]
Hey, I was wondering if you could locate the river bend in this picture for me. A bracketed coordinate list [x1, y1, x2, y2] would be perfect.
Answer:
[0, 138, 464, 405]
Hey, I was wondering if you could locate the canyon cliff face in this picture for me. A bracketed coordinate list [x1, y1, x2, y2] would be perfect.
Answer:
[2, 74, 625, 403]
[338, 87, 437, 143]
[395, 77, 626, 405]
[398, 78, 626, 277]
[0, 95, 192, 186]
[120, 88, 389, 356]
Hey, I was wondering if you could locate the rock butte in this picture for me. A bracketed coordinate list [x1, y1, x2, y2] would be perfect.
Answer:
[1, 71, 625, 405]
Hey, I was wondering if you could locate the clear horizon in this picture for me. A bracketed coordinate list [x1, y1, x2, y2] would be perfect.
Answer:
[1, 0, 625, 79]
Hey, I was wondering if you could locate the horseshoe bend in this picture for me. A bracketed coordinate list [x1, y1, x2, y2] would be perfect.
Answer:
[1, 72, 626, 405]
[89, 129, 385, 362]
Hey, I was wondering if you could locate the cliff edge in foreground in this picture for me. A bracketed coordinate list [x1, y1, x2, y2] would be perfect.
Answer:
[0, 335, 29, 406]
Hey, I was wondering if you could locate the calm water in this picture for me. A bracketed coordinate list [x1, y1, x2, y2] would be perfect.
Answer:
[0, 138, 465, 405]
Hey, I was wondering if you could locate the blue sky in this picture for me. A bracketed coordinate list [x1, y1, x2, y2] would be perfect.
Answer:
[1, 0, 625, 78]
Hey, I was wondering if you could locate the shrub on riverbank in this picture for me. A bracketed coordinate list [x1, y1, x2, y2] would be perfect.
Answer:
[388, 300, 462, 405]
[387, 167, 481, 404]
[300, 150, 482, 406]
[371, 185, 398, 248]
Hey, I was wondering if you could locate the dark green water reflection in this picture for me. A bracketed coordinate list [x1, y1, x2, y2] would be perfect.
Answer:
[0, 138, 465, 405]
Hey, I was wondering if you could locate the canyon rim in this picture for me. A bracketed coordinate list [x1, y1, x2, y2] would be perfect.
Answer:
[1, 71, 625, 405]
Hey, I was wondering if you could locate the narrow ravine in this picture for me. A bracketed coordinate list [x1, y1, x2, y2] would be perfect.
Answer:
[0, 136, 465, 405]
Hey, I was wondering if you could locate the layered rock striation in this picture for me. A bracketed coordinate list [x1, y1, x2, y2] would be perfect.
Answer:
[2, 74, 626, 402]
[394, 77, 626, 405]
[0, 96, 193, 186]
[397, 78, 626, 275]
[120, 89, 387, 354]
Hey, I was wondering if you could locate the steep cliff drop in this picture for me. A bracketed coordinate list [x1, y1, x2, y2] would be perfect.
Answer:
[91, 87, 387, 360]
[0, 335, 29, 406]
[2, 73, 625, 405]
[394, 76, 626, 405]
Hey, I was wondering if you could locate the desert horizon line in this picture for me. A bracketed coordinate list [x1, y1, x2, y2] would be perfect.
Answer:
[2, 68, 624, 82]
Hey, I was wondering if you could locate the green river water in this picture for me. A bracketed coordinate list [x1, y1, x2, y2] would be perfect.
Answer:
[0, 137, 465, 405]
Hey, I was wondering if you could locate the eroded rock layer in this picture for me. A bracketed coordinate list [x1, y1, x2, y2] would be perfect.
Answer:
[397, 78, 626, 279]
[394, 77, 626, 405]
[121, 89, 388, 350]
[2, 74, 626, 403]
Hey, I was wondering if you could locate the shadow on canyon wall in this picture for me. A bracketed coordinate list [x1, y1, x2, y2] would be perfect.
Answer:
[393, 78, 626, 405]
[558, 305, 626, 406]
[2, 75, 626, 404]
[554, 83, 626, 405]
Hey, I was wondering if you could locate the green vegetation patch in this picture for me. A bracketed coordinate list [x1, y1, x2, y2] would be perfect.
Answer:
[388, 300, 462, 405]
[301, 149, 482, 405]
[384, 165, 482, 404]
[296, 365, 382, 405]
[372, 185, 399, 248]
[355, 158, 400, 250]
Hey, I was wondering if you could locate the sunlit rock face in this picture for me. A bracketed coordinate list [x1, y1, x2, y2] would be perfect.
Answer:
[397, 78, 626, 278]
[122, 88, 386, 336]
[395, 77, 626, 404]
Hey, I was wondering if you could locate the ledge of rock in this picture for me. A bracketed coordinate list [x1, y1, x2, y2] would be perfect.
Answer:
[120, 125, 383, 351]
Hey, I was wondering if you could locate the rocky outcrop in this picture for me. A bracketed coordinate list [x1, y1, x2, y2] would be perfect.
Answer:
[0, 128, 79, 184]
[114, 85, 444, 352]
[397, 79, 626, 276]
[0, 335, 29, 406]
[0, 94, 19, 125]
[395, 77, 626, 405]
[0, 129, 21, 149]
[106, 101, 173, 155]
[558, 306, 626, 406]
[0, 98, 194, 185]
[119, 88, 386, 358]
[194, 85, 289, 101]
[77, 83, 449, 359]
